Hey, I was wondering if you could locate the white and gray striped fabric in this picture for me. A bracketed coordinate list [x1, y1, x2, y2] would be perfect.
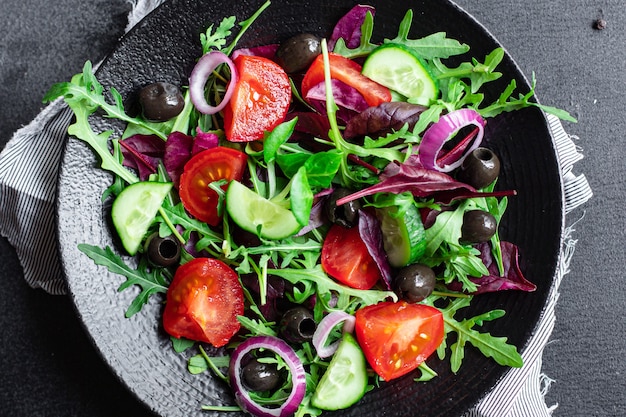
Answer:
[0, 0, 593, 415]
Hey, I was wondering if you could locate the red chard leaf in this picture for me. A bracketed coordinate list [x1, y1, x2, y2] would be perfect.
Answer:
[344, 102, 427, 139]
[358, 208, 392, 289]
[447, 241, 536, 294]
[328, 4, 376, 50]
[119, 134, 165, 181]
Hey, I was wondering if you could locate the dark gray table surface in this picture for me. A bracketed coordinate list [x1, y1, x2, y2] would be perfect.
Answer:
[0, 1, 623, 416]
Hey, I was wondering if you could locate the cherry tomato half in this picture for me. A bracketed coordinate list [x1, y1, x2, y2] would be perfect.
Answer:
[178, 146, 247, 226]
[301, 52, 391, 107]
[223, 55, 291, 142]
[162, 257, 244, 347]
[355, 301, 444, 381]
[321, 223, 382, 290]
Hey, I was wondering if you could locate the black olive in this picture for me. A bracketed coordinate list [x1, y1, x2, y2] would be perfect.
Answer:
[241, 358, 281, 392]
[144, 233, 181, 267]
[325, 188, 361, 227]
[393, 264, 436, 303]
[279, 307, 316, 343]
[456, 147, 501, 189]
[460, 210, 497, 244]
[138, 82, 184, 122]
[275, 33, 321, 73]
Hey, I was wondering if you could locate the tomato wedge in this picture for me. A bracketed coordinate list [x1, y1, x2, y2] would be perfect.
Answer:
[223, 55, 291, 142]
[301, 52, 391, 107]
[178, 146, 247, 226]
[321, 223, 381, 290]
[355, 301, 444, 381]
[163, 258, 244, 347]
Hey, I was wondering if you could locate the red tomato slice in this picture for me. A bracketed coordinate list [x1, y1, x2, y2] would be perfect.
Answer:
[178, 146, 247, 226]
[355, 301, 444, 381]
[223, 55, 291, 142]
[321, 223, 381, 290]
[163, 258, 244, 347]
[301, 52, 391, 107]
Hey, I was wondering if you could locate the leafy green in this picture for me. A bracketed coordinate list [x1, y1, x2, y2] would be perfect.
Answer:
[268, 265, 396, 315]
[334, 7, 575, 123]
[332, 11, 378, 58]
[77, 244, 169, 317]
[428, 296, 523, 372]
[387, 10, 470, 59]
[44, 62, 168, 141]
[334, 9, 469, 60]
[200, 16, 236, 53]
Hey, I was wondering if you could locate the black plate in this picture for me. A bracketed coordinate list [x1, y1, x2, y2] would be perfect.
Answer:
[56, 1, 564, 416]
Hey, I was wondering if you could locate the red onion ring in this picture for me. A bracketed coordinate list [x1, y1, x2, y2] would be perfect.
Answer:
[418, 108, 485, 172]
[189, 51, 237, 114]
[228, 336, 307, 417]
[312, 311, 356, 358]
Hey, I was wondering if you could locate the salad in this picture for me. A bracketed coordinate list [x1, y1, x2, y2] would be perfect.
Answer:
[46, 2, 573, 417]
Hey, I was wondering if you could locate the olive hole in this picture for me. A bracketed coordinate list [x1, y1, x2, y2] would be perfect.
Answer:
[158, 239, 179, 260]
[474, 148, 494, 161]
[298, 317, 316, 337]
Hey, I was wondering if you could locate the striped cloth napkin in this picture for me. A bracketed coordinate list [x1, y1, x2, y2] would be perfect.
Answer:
[0, 0, 592, 415]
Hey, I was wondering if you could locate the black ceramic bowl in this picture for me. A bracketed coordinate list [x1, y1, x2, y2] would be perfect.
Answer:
[56, 1, 564, 416]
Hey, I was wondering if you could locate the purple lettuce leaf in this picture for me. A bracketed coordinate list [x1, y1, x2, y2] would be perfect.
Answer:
[286, 112, 332, 143]
[343, 101, 428, 139]
[358, 208, 393, 289]
[192, 129, 219, 154]
[336, 156, 516, 206]
[240, 274, 287, 322]
[232, 44, 280, 60]
[163, 130, 218, 187]
[305, 79, 369, 123]
[163, 132, 194, 187]
[447, 241, 536, 294]
[336, 160, 476, 206]
[119, 134, 166, 181]
[328, 4, 376, 51]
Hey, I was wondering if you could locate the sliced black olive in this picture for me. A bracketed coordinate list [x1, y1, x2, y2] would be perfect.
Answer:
[393, 264, 436, 303]
[324, 188, 361, 227]
[279, 307, 316, 343]
[144, 233, 181, 267]
[456, 147, 501, 189]
[460, 210, 497, 244]
[138, 82, 184, 122]
[275, 33, 321, 73]
[241, 358, 282, 392]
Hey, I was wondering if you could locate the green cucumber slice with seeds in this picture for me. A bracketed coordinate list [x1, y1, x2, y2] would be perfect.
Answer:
[226, 180, 301, 240]
[377, 203, 426, 268]
[311, 333, 368, 410]
[362, 42, 438, 105]
[111, 181, 173, 256]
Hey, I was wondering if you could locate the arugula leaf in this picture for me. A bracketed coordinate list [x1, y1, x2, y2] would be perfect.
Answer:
[268, 265, 396, 314]
[44, 61, 167, 141]
[332, 11, 378, 58]
[77, 244, 169, 317]
[171, 336, 195, 353]
[201, 16, 236, 53]
[223, 0, 272, 56]
[238, 315, 278, 337]
[430, 297, 523, 372]
[388, 10, 469, 59]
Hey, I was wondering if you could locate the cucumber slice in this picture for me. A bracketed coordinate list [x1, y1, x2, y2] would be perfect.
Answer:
[377, 204, 426, 268]
[225, 180, 301, 240]
[111, 181, 173, 256]
[362, 43, 438, 105]
[311, 333, 368, 410]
